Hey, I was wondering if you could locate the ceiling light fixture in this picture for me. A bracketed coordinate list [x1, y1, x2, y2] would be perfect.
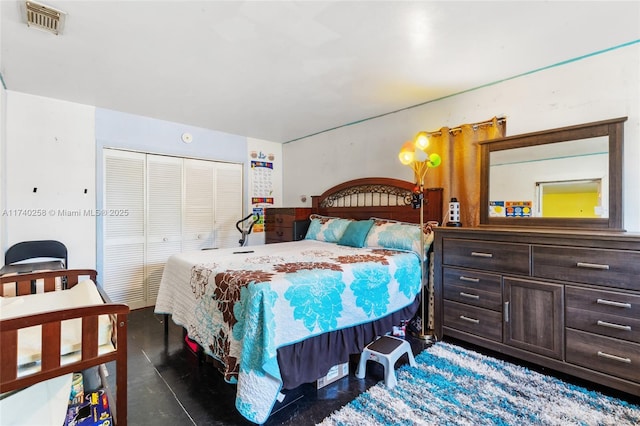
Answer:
[24, 1, 66, 35]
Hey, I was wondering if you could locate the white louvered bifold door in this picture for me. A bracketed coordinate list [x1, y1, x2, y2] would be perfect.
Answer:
[214, 162, 243, 249]
[146, 154, 183, 305]
[102, 150, 243, 308]
[103, 149, 146, 308]
[182, 159, 215, 252]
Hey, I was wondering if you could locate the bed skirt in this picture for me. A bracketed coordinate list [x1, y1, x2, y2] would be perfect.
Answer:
[277, 296, 421, 389]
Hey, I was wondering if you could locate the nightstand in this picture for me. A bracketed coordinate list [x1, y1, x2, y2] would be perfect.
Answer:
[264, 207, 311, 244]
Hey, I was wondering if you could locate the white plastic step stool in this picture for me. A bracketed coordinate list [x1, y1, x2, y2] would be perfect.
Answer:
[356, 335, 416, 389]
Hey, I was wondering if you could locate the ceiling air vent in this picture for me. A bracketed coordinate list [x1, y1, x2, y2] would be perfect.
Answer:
[25, 1, 66, 35]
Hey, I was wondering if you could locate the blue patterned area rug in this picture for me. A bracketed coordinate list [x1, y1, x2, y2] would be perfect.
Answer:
[318, 342, 640, 425]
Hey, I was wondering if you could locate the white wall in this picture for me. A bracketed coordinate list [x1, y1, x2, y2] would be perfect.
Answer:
[0, 4, 4, 267]
[2, 93, 285, 269]
[2, 43, 638, 269]
[282, 43, 640, 232]
[5, 92, 96, 268]
[0, 80, 5, 267]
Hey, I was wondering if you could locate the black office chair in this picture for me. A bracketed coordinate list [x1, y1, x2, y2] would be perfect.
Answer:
[5, 240, 68, 268]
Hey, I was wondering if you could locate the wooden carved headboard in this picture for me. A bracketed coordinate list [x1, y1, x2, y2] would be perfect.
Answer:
[311, 177, 443, 224]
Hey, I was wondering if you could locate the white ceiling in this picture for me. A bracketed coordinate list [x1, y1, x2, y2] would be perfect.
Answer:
[1, 1, 639, 143]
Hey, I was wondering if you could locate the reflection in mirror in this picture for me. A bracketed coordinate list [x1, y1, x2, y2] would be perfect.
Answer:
[488, 136, 609, 218]
[479, 117, 626, 230]
[536, 179, 602, 218]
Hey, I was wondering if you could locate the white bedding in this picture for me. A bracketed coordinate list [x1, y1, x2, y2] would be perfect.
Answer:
[0, 373, 72, 426]
[0, 279, 116, 425]
[155, 239, 422, 423]
[0, 279, 114, 375]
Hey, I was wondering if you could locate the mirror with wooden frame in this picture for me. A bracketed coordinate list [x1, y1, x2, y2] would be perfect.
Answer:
[479, 117, 627, 230]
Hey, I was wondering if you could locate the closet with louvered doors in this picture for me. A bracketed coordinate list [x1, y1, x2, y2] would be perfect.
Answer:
[102, 149, 243, 309]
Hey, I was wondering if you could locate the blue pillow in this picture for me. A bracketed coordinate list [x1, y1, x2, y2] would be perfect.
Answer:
[305, 215, 353, 243]
[337, 220, 375, 248]
[365, 220, 435, 258]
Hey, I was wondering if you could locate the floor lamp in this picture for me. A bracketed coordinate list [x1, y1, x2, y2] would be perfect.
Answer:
[398, 132, 441, 341]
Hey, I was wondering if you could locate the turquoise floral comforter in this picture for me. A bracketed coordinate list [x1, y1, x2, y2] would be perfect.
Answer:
[154, 239, 421, 424]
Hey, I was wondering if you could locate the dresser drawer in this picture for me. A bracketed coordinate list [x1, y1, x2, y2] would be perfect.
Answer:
[533, 246, 640, 291]
[566, 286, 640, 343]
[265, 208, 311, 244]
[443, 267, 502, 310]
[443, 300, 502, 342]
[566, 329, 640, 383]
[443, 238, 529, 274]
[265, 220, 310, 243]
[265, 213, 296, 227]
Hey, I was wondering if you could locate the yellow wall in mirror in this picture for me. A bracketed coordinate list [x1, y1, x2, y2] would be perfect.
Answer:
[542, 192, 600, 217]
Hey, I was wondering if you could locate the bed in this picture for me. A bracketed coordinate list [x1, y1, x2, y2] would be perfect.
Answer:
[0, 269, 129, 426]
[155, 177, 443, 424]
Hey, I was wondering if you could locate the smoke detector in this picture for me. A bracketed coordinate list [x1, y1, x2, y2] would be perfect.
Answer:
[24, 1, 66, 35]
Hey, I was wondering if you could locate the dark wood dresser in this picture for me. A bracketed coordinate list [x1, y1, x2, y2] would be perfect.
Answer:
[264, 207, 311, 244]
[433, 227, 640, 396]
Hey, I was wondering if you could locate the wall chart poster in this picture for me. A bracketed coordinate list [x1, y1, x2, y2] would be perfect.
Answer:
[505, 201, 532, 217]
[251, 153, 275, 233]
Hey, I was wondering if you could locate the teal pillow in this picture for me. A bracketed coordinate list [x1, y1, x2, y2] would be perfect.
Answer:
[365, 220, 435, 258]
[305, 215, 353, 243]
[337, 220, 375, 248]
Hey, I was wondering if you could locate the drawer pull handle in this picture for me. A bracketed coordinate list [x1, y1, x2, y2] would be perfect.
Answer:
[459, 276, 480, 283]
[471, 251, 493, 258]
[596, 299, 632, 309]
[597, 351, 631, 364]
[460, 292, 480, 300]
[460, 315, 479, 324]
[577, 262, 610, 270]
[597, 320, 632, 331]
[504, 301, 509, 323]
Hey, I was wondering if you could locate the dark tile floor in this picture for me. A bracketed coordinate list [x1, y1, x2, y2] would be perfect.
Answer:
[123, 307, 430, 426]
[121, 307, 639, 426]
